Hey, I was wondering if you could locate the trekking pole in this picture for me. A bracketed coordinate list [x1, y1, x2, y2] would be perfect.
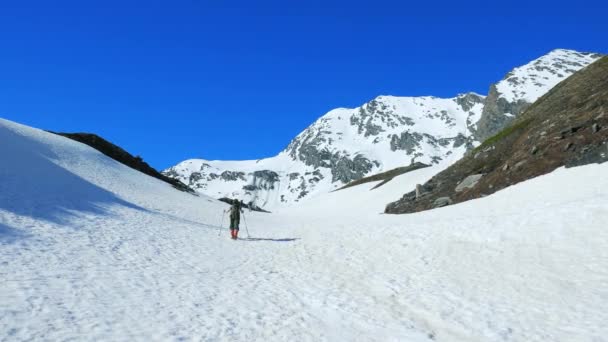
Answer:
[243, 212, 251, 238]
[218, 211, 225, 237]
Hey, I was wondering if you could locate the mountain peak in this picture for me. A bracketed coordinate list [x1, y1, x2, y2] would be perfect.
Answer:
[496, 49, 602, 103]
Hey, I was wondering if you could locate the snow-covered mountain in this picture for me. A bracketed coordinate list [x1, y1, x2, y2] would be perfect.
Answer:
[164, 93, 484, 208]
[164, 49, 602, 209]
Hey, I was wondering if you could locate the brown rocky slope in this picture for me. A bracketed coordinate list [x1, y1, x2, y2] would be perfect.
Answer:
[386, 56, 608, 214]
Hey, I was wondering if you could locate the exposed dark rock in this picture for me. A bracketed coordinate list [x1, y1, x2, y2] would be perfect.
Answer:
[390, 131, 423, 153]
[350, 99, 391, 137]
[249, 170, 280, 190]
[331, 154, 375, 183]
[452, 133, 470, 148]
[455, 92, 485, 112]
[252, 170, 279, 183]
[561, 125, 584, 136]
[189, 172, 203, 184]
[220, 171, 246, 182]
[566, 142, 608, 167]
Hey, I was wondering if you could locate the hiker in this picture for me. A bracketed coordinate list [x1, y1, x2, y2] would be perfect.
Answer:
[225, 200, 244, 240]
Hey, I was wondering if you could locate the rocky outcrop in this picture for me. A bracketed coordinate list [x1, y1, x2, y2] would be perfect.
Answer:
[221, 171, 246, 182]
[386, 56, 608, 214]
[455, 174, 484, 192]
[455, 92, 486, 113]
[474, 85, 530, 140]
[390, 132, 423, 153]
[328, 154, 374, 183]
[251, 170, 280, 190]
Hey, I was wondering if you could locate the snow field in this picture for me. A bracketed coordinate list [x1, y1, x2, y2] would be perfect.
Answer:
[1, 118, 607, 341]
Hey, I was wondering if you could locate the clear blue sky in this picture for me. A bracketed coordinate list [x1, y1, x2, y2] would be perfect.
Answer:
[1, 0, 606, 169]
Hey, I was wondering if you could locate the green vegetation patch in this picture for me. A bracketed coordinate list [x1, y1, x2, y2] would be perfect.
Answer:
[474, 118, 533, 152]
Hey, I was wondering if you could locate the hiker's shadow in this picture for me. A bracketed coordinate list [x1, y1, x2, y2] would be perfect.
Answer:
[242, 237, 300, 242]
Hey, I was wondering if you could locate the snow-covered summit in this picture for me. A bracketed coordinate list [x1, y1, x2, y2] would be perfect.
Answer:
[495, 49, 601, 103]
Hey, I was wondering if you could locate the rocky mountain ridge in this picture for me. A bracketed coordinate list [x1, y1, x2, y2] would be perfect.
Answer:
[164, 49, 602, 209]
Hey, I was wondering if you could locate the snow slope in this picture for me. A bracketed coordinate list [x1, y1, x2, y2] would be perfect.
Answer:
[2, 119, 608, 341]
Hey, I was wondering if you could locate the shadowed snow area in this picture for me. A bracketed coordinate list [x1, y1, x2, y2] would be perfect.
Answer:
[0, 122, 146, 225]
[1, 118, 607, 341]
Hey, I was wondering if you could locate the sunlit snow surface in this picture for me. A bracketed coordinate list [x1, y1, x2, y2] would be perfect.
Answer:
[495, 49, 600, 104]
[1, 118, 607, 341]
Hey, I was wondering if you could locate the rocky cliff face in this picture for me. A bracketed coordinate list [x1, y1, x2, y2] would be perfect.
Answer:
[386, 56, 608, 214]
[164, 49, 602, 210]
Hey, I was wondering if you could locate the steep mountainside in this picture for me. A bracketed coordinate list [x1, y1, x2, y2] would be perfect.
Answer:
[386, 56, 608, 214]
[164, 49, 602, 209]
